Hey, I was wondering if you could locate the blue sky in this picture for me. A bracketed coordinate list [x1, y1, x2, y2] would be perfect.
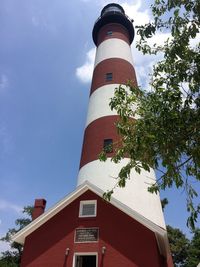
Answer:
[0, 0, 199, 253]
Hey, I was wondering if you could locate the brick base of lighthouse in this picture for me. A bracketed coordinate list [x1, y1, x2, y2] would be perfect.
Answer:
[21, 190, 169, 267]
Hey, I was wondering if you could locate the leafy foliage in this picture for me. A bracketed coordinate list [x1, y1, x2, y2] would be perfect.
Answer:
[167, 225, 189, 266]
[99, 0, 200, 229]
[167, 226, 200, 267]
[0, 206, 33, 267]
[161, 198, 169, 210]
[185, 228, 200, 267]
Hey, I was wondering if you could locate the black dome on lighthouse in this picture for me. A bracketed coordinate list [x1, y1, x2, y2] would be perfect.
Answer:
[101, 3, 125, 16]
[92, 3, 134, 46]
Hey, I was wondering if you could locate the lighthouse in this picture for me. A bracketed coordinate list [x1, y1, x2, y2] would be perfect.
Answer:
[13, 3, 173, 267]
[78, 3, 165, 229]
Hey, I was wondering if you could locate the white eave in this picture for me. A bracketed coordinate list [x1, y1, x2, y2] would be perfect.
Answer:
[12, 181, 170, 257]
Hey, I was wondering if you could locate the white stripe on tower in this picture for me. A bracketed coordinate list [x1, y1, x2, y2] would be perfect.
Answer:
[85, 84, 118, 127]
[77, 4, 166, 228]
[94, 38, 133, 67]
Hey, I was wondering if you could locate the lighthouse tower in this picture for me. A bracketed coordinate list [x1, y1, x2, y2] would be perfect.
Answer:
[77, 3, 165, 229]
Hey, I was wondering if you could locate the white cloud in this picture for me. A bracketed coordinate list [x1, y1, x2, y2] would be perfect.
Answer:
[0, 240, 10, 255]
[121, 0, 150, 24]
[0, 199, 22, 214]
[76, 48, 96, 83]
[0, 74, 9, 92]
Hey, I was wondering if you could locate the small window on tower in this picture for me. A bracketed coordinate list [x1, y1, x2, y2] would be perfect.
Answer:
[104, 139, 113, 153]
[107, 31, 113, 36]
[106, 72, 113, 81]
[79, 200, 97, 217]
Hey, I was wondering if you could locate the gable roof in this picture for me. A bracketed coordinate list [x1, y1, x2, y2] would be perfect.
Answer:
[12, 181, 170, 257]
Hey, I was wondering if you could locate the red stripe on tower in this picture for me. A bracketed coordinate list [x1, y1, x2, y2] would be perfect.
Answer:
[80, 115, 120, 168]
[90, 58, 137, 95]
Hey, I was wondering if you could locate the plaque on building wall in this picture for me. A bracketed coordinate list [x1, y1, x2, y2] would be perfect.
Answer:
[75, 228, 99, 243]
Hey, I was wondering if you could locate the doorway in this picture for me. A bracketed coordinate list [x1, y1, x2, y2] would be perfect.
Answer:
[74, 254, 97, 267]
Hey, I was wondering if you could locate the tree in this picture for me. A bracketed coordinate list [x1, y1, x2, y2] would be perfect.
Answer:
[0, 206, 33, 267]
[185, 228, 200, 267]
[167, 226, 200, 267]
[167, 225, 189, 267]
[100, 0, 200, 229]
[162, 201, 190, 266]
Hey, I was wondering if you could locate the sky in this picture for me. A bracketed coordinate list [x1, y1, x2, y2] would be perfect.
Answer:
[0, 0, 199, 253]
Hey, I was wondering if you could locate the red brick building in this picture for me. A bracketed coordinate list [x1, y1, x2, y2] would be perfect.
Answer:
[14, 182, 173, 267]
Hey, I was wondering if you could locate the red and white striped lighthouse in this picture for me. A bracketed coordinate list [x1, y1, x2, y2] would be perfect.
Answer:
[77, 3, 165, 229]
[13, 4, 173, 266]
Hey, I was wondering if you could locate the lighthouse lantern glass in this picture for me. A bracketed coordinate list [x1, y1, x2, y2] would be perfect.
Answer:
[102, 5, 124, 16]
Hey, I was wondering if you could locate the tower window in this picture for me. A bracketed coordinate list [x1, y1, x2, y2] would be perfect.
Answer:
[107, 31, 113, 36]
[79, 200, 97, 217]
[106, 72, 113, 81]
[104, 139, 113, 153]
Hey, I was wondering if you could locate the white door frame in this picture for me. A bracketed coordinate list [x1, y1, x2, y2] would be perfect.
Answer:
[72, 252, 98, 267]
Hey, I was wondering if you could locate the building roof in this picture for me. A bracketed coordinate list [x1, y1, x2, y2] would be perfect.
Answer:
[12, 181, 170, 257]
